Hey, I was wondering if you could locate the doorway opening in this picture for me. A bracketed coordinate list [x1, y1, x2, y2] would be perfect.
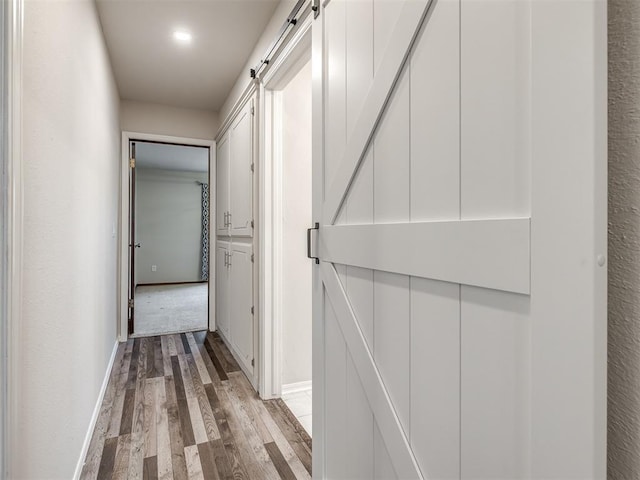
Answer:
[121, 136, 215, 338]
[261, 21, 313, 437]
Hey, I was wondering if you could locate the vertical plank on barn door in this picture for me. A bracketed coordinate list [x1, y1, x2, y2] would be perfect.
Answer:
[410, 0, 460, 223]
[411, 277, 460, 479]
[323, 293, 347, 480]
[324, 0, 346, 197]
[408, 2, 461, 476]
[346, 0, 373, 139]
[460, 1, 532, 478]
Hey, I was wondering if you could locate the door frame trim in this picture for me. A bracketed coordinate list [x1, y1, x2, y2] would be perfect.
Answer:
[258, 13, 312, 400]
[118, 132, 215, 341]
[1, 0, 23, 476]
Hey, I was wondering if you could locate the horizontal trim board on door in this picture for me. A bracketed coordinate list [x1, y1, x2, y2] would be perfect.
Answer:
[321, 218, 531, 295]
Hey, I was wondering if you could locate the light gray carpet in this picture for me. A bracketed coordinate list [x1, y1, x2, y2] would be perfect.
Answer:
[134, 283, 208, 336]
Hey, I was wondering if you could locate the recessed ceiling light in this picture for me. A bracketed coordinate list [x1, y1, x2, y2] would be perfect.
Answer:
[173, 30, 192, 44]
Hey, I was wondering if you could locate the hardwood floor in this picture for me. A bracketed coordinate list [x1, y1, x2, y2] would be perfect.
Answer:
[80, 331, 312, 480]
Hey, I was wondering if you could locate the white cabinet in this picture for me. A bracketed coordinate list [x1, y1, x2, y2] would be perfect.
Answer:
[215, 96, 256, 382]
[215, 241, 230, 338]
[229, 242, 254, 374]
[216, 135, 230, 236]
[216, 98, 254, 238]
[215, 240, 254, 377]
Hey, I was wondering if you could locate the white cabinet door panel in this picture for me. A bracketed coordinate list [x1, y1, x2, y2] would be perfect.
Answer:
[215, 241, 230, 338]
[229, 241, 253, 375]
[216, 135, 230, 236]
[229, 102, 254, 237]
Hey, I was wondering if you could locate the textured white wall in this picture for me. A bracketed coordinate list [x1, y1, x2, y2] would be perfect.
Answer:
[121, 99, 220, 140]
[281, 61, 312, 387]
[19, 0, 121, 477]
[136, 168, 208, 284]
[609, 1, 640, 478]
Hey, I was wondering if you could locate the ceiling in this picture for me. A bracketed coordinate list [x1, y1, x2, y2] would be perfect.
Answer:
[135, 142, 209, 172]
[96, 0, 280, 111]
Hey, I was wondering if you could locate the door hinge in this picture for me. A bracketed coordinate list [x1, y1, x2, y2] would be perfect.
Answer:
[128, 298, 134, 308]
[251, 306, 254, 315]
[251, 220, 254, 229]
[251, 106, 255, 115]
[251, 358, 255, 367]
[129, 157, 136, 168]
[250, 163, 255, 173]
[307, 222, 320, 264]
[250, 253, 255, 263]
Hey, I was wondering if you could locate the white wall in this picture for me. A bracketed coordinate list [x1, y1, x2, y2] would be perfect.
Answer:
[121, 99, 220, 140]
[136, 168, 208, 284]
[0, 1, 8, 476]
[219, 0, 299, 123]
[19, 0, 121, 477]
[609, 1, 640, 478]
[281, 61, 312, 387]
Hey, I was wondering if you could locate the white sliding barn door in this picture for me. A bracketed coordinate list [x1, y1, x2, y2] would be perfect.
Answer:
[312, 0, 607, 479]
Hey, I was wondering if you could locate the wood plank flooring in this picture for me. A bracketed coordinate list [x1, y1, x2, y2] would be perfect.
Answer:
[80, 331, 312, 480]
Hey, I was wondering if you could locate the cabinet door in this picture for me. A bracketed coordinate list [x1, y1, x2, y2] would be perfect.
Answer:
[216, 134, 230, 236]
[215, 242, 230, 338]
[229, 100, 254, 237]
[229, 242, 254, 375]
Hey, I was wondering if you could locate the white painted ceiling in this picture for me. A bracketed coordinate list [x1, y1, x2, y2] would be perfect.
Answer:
[135, 142, 209, 172]
[96, 0, 280, 110]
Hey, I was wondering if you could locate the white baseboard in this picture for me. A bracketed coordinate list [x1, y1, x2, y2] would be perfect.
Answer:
[282, 380, 312, 396]
[73, 341, 119, 480]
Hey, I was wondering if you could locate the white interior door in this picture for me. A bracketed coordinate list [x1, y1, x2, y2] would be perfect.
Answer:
[312, 0, 607, 479]
[229, 99, 254, 237]
[216, 241, 230, 338]
[229, 241, 254, 376]
[216, 134, 230, 236]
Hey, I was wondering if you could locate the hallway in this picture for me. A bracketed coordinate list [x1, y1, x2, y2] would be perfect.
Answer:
[80, 331, 311, 480]
[0, 0, 614, 477]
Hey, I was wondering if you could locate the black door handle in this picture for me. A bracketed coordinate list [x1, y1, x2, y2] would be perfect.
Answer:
[307, 223, 319, 264]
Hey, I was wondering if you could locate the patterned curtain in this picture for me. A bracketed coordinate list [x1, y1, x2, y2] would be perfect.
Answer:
[201, 183, 210, 281]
